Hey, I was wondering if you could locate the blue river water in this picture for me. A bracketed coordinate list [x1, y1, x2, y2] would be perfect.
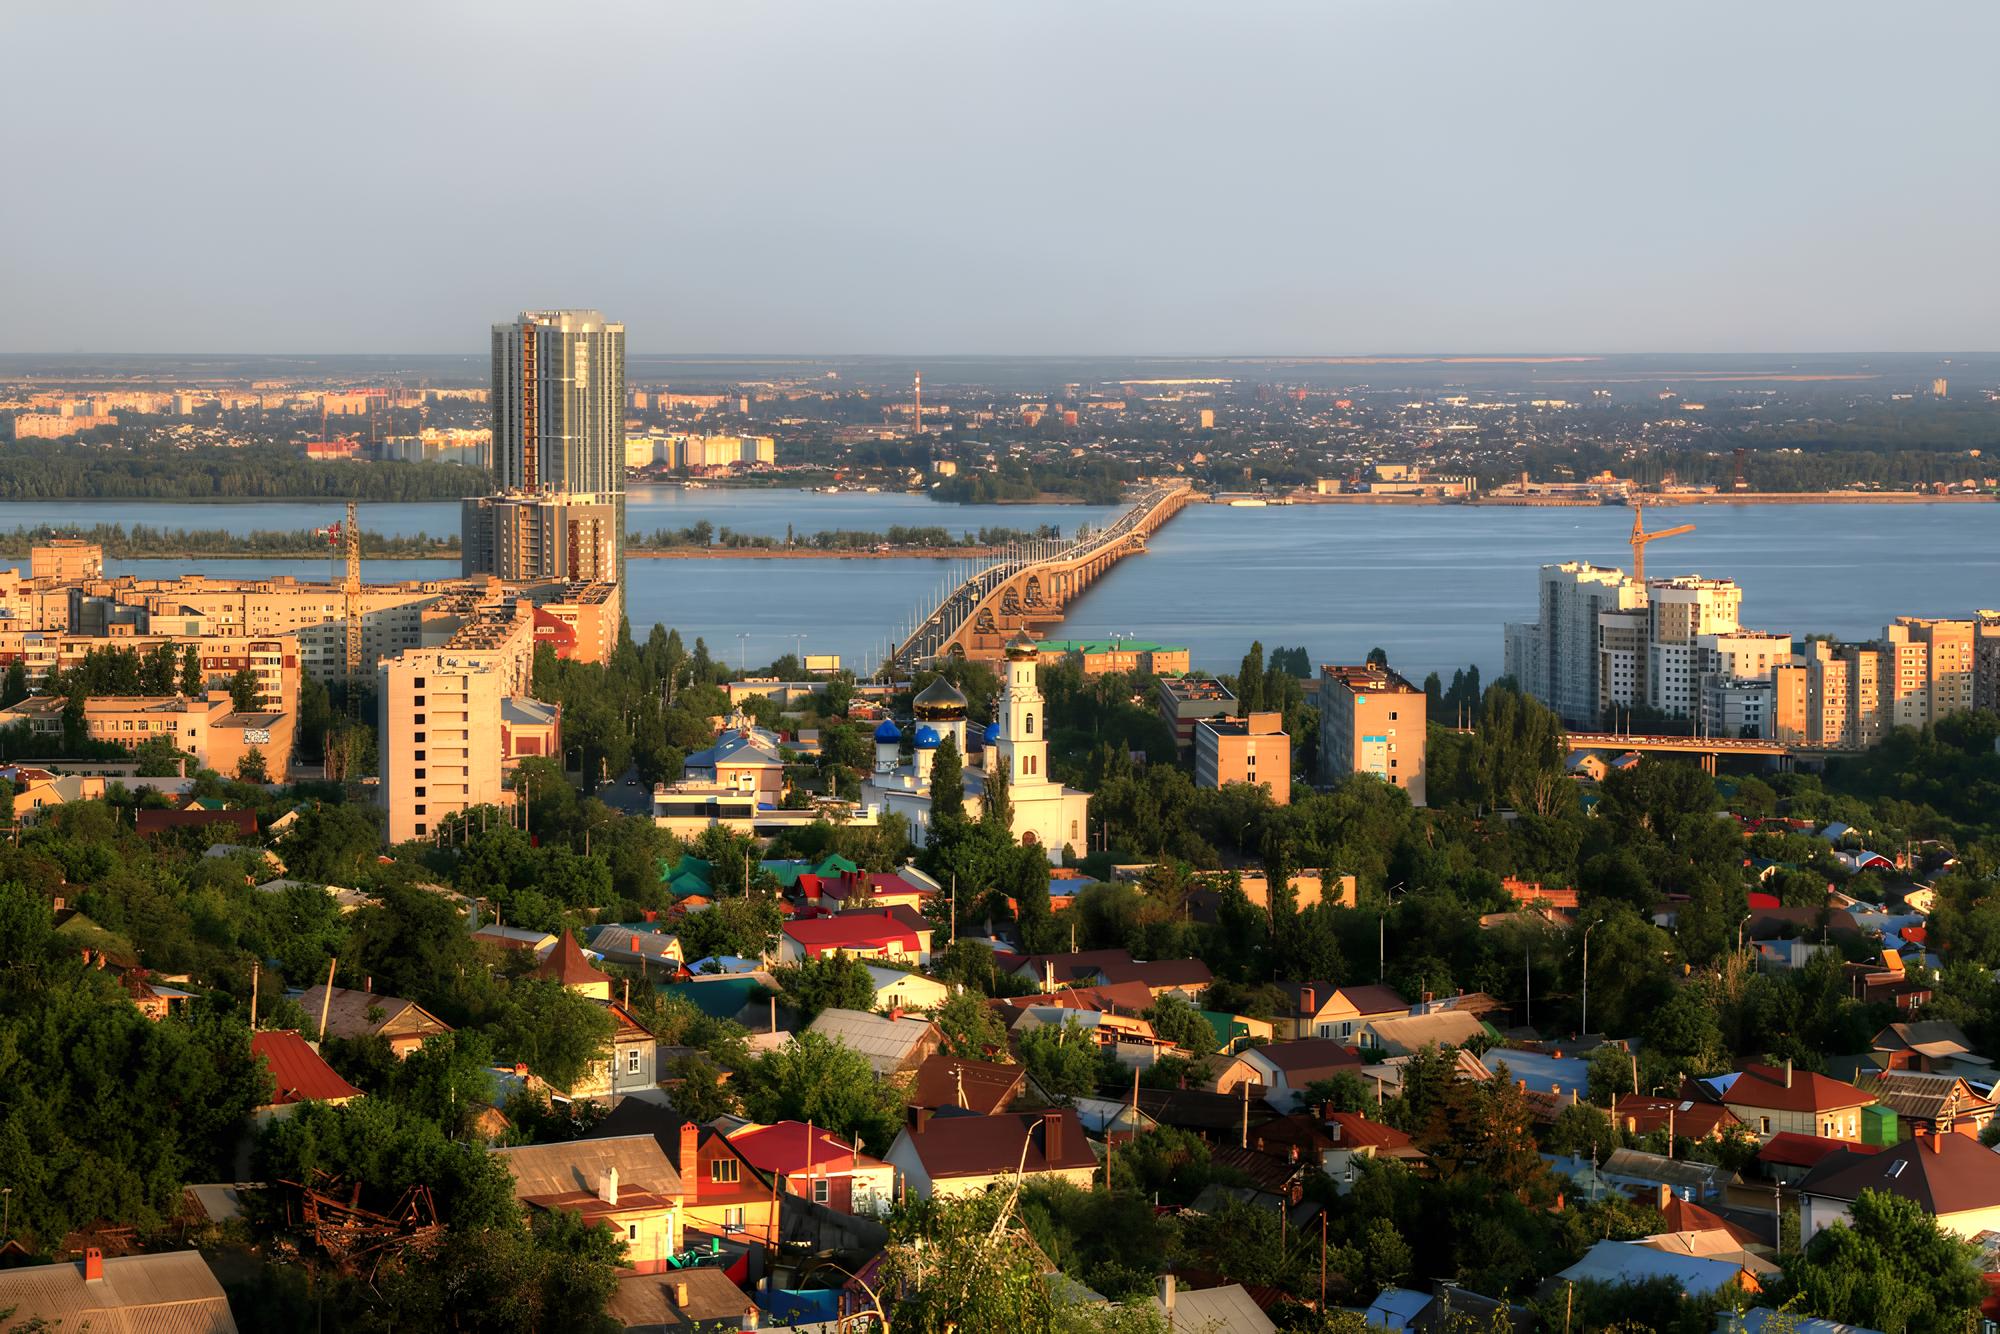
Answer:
[4, 492, 1993, 681]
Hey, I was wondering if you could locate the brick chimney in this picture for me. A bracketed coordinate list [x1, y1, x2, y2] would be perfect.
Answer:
[1655, 1183, 1672, 1210]
[889, 1006, 904, 1023]
[83, 1247, 104, 1281]
[909, 1104, 932, 1133]
[1041, 1109, 1063, 1162]
[1299, 985, 1316, 1019]
[681, 1123, 701, 1203]
[673, 1280, 690, 1308]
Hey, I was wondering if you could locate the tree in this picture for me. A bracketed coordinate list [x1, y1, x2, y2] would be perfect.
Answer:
[1016, 1019, 1100, 1104]
[493, 979, 617, 1094]
[236, 747, 269, 783]
[737, 1031, 905, 1153]
[1236, 642, 1266, 714]
[0, 661, 26, 708]
[933, 990, 1009, 1059]
[1143, 993, 1216, 1055]
[664, 1051, 739, 1122]
[178, 644, 203, 696]
[771, 954, 875, 1024]
[929, 733, 965, 827]
[1778, 1189, 1985, 1334]
[227, 666, 262, 711]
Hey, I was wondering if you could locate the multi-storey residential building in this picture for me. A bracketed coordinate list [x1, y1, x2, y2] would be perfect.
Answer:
[1698, 676, 1775, 739]
[1889, 618, 1974, 723]
[1596, 607, 1648, 715]
[1844, 642, 1885, 748]
[1507, 562, 1645, 725]
[461, 492, 620, 583]
[1646, 576, 1742, 717]
[1318, 663, 1426, 806]
[29, 539, 102, 582]
[1877, 626, 1931, 731]
[1194, 711, 1291, 805]
[1974, 613, 2000, 714]
[1804, 641, 1855, 748]
[1696, 630, 1792, 684]
[1771, 662, 1810, 745]
[0, 690, 295, 781]
[1157, 676, 1236, 756]
[490, 310, 626, 573]
[377, 602, 542, 844]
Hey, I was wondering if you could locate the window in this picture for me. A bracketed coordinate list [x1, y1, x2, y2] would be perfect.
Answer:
[627, 1223, 640, 1242]
[722, 1206, 745, 1232]
[1025, 713, 1035, 735]
[415, 787, 426, 798]
[812, 1178, 831, 1205]
[626, 1049, 642, 1075]
[711, 1159, 739, 1185]
[414, 823, 426, 836]
[414, 805, 426, 816]
[1759, 1117, 1771, 1135]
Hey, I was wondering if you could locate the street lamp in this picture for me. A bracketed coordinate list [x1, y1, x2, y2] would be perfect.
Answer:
[1581, 919, 1601, 1037]
[1737, 911, 1754, 956]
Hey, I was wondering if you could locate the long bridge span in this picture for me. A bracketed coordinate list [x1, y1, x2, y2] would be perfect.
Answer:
[886, 482, 1196, 672]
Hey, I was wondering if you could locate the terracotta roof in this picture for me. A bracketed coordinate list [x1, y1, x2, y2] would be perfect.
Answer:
[1614, 1095, 1744, 1141]
[783, 912, 919, 955]
[533, 930, 611, 989]
[1723, 1064, 1873, 1115]
[1757, 1132, 1880, 1169]
[1800, 1134, 2000, 1216]
[136, 807, 258, 836]
[913, 1054, 1025, 1113]
[252, 1030, 361, 1106]
[903, 1108, 1095, 1179]
[1660, 1197, 1761, 1248]
[1325, 1112, 1417, 1154]
[1015, 948, 1134, 985]
[1000, 981, 1156, 1014]
[1098, 958, 1214, 990]
[1247, 1039, 1361, 1078]
[730, 1121, 879, 1177]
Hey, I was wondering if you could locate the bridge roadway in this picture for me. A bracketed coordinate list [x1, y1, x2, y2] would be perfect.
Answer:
[888, 482, 1196, 671]
[1562, 731, 1863, 774]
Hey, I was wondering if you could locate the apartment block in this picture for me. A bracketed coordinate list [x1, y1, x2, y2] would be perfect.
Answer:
[29, 539, 103, 582]
[0, 691, 295, 781]
[1771, 663, 1810, 745]
[1876, 627, 1931, 731]
[1518, 562, 1645, 725]
[1157, 676, 1236, 756]
[1976, 614, 2000, 714]
[461, 491, 620, 584]
[1318, 663, 1426, 806]
[1889, 618, 1974, 723]
[1194, 711, 1291, 805]
[1037, 640, 1191, 677]
[1646, 576, 1742, 717]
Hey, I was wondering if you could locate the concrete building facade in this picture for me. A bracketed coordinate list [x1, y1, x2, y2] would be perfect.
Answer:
[1195, 711, 1291, 805]
[1318, 663, 1426, 806]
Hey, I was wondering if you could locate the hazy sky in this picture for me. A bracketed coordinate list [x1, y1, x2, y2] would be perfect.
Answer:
[5, 2, 1996, 355]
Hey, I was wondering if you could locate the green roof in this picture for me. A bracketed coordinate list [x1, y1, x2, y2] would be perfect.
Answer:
[661, 977, 765, 1022]
[1198, 1009, 1251, 1055]
[662, 855, 713, 894]
[1037, 640, 1184, 655]
[759, 853, 860, 890]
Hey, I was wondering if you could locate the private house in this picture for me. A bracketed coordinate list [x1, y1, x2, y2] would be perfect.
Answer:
[1095, 957, 1212, 1003]
[913, 1054, 1025, 1113]
[586, 1103, 778, 1245]
[864, 965, 950, 1012]
[1614, 1095, 1745, 1143]
[1323, 1112, 1425, 1175]
[0, 1251, 238, 1334]
[885, 1107, 1096, 1200]
[1362, 1009, 1487, 1058]
[495, 1135, 685, 1273]
[1274, 982, 1409, 1042]
[472, 924, 557, 957]
[534, 929, 613, 1000]
[1213, 1039, 1362, 1111]
[682, 727, 787, 805]
[1150, 1278, 1278, 1334]
[587, 923, 685, 972]
[779, 911, 931, 967]
[250, 1030, 362, 1123]
[807, 1007, 941, 1077]
[606, 1267, 763, 1333]
[796, 869, 933, 913]
[1798, 1133, 2000, 1241]
[560, 1000, 658, 1102]
[1872, 1021, 1994, 1080]
[729, 1121, 894, 1217]
[1721, 1063, 1875, 1142]
[1854, 1069, 1996, 1141]
[300, 984, 453, 1058]
[1011, 948, 1136, 992]
[1557, 1239, 1761, 1298]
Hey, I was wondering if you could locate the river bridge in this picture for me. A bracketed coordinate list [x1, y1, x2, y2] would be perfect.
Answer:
[885, 482, 1196, 672]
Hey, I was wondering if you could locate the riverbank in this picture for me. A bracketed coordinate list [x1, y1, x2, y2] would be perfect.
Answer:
[630, 546, 1000, 560]
[1208, 491, 1998, 507]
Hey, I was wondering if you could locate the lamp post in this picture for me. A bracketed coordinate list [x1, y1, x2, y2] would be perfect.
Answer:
[1737, 911, 1754, 955]
[1581, 919, 1601, 1037]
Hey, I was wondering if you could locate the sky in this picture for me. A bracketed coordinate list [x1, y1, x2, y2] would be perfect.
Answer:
[4, 2, 1996, 356]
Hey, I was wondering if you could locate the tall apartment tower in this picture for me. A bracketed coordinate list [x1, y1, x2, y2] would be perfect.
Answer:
[1645, 576, 1742, 718]
[483, 310, 627, 578]
[1889, 617, 1974, 723]
[1509, 562, 1644, 726]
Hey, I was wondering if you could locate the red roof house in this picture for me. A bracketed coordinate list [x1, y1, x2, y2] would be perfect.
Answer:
[251, 1030, 362, 1117]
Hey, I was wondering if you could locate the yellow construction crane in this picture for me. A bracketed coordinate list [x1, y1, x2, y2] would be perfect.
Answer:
[343, 500, 361, 720]
[1629, 502, 1695, 584]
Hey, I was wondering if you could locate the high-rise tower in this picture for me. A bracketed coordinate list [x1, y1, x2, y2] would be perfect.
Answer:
[481, 310, 626, 580]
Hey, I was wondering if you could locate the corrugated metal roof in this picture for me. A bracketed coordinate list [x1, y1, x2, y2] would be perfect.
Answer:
[494, 1134, 681, 1201]
[807, 1008, 936, 1074]
[0, 1251, 238, 1334]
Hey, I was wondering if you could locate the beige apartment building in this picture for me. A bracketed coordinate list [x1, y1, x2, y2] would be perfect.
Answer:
[1194, 711, 1291, 805]
[0, 691, 295, 781]
[29, 538, 103, 582]
[1976, 614, 2000, 714]
[1646, 576, 1743, 717]
[1318, 663, 1426, 806]
[1889, 618, 1974, 723]
[377, 602, 544, 844]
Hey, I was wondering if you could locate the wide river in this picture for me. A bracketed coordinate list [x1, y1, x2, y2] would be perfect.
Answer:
[3, 487, 1992, 681]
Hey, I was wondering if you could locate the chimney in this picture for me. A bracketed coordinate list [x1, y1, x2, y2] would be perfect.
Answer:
[1933, 1128, 1944, 1155]
[680, 1123, 701, 1204]
[1299, 985, 1316, 1018]
[673, 1281, 690, 1309]
[601, 1165, 619, 1207]
[514, 1062, 528, 1077]
[1785, 1058, 1793, 1089]
[1655, 1183, 1672, 1210]
[1158, 1274, 1176, 1315]
[1421, 991, 1434, 1005]
[1042, 1109, 1063, 1162]
[83, 1248, 104, 1282]
[1044, 960, 1055, 991]
[889, 1006, 904, 1024]
[910, 1105, 932, 1133]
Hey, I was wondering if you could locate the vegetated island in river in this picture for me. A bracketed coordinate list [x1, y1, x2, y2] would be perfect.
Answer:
[0, 521, 1067, 561]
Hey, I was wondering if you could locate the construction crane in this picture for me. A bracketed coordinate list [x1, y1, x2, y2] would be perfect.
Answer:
[1629, 503, 1695, 584]
[343, 500, 361, 721]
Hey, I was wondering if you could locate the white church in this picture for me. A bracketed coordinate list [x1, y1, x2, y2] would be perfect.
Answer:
[861, 633, 1090, 863]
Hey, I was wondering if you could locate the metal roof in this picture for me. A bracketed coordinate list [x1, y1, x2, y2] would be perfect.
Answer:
[0, 1251, 238, 1334]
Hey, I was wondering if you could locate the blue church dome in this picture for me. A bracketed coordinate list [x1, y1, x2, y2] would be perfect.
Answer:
[913, 725, 943, 750]
[873, 718, 903, 743]
[983, 722, 1002, 745]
